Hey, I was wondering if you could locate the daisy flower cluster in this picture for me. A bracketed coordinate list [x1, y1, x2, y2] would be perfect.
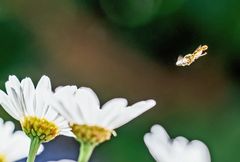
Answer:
[0, 75, 211, 162]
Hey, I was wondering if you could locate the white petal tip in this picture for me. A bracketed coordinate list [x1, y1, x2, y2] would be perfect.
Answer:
[8, 75, 17, 79]
[146, 99, 156, 107]
[78, 87, 93, 92]
[150, 124, 165, 132]
[40, 75, 50, 80]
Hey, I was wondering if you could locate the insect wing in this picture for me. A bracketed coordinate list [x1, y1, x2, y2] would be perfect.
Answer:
[177, 55, 183, 61]
[193, 45, 202, 55]
[176, 55, 184, 66]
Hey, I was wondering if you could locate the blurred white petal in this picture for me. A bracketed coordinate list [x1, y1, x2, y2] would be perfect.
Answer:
[144, 124, 211, 162]
[0, 119, 44, 162]
[48, 160, 76, 162]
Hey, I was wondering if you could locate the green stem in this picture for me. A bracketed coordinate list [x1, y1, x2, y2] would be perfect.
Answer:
[78, 142, 96, 162]
[27, 137, 41, 162]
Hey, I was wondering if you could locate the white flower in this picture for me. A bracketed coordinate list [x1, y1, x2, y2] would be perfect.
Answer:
[48, 160, 76, 162]
[0, 75, 72, 142]
[0, 118, 43, 162]
[144, 125, 211, 162]
[52, 86, 156, 144]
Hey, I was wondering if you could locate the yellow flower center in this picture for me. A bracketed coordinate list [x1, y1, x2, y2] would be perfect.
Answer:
[21, 116, 59, 142]
[0, 154, 7, 162]
[71, 124, 112, 145]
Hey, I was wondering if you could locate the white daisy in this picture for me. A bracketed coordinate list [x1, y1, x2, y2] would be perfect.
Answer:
[0, 75, 72, 142]
[52, 86, 156, 144]
[0, 118, 43, 162]
[48, 160, 76, 162]
[144, 125, 211, 162]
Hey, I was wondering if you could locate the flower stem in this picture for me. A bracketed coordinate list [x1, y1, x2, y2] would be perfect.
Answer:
[27, 137, 41, 162]
[78, 142, 96, 162]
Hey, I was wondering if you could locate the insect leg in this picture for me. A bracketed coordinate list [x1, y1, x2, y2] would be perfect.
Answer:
[200, 52, 207, 57]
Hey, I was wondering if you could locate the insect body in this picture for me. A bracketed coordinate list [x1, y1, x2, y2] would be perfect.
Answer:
[176, 45, 208, 66]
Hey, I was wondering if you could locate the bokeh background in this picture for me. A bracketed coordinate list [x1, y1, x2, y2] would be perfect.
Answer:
[0, 0, 239, 161]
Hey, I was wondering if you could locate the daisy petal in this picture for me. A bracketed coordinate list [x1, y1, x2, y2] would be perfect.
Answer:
[36, 75, 52, 92]
[108, 99, 156, 129]
[100, 98, 128, 127]
[0, 90, 20, 120]
[74, 87, 100, 124]
[21, 77, 35, 116]
[55, 85, 77, 95]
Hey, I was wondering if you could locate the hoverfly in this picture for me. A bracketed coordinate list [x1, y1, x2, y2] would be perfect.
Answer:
[176, 45, 208, 66]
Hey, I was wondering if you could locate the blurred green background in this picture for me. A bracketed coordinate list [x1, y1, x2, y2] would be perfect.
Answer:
[0, 0, 240, 161]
